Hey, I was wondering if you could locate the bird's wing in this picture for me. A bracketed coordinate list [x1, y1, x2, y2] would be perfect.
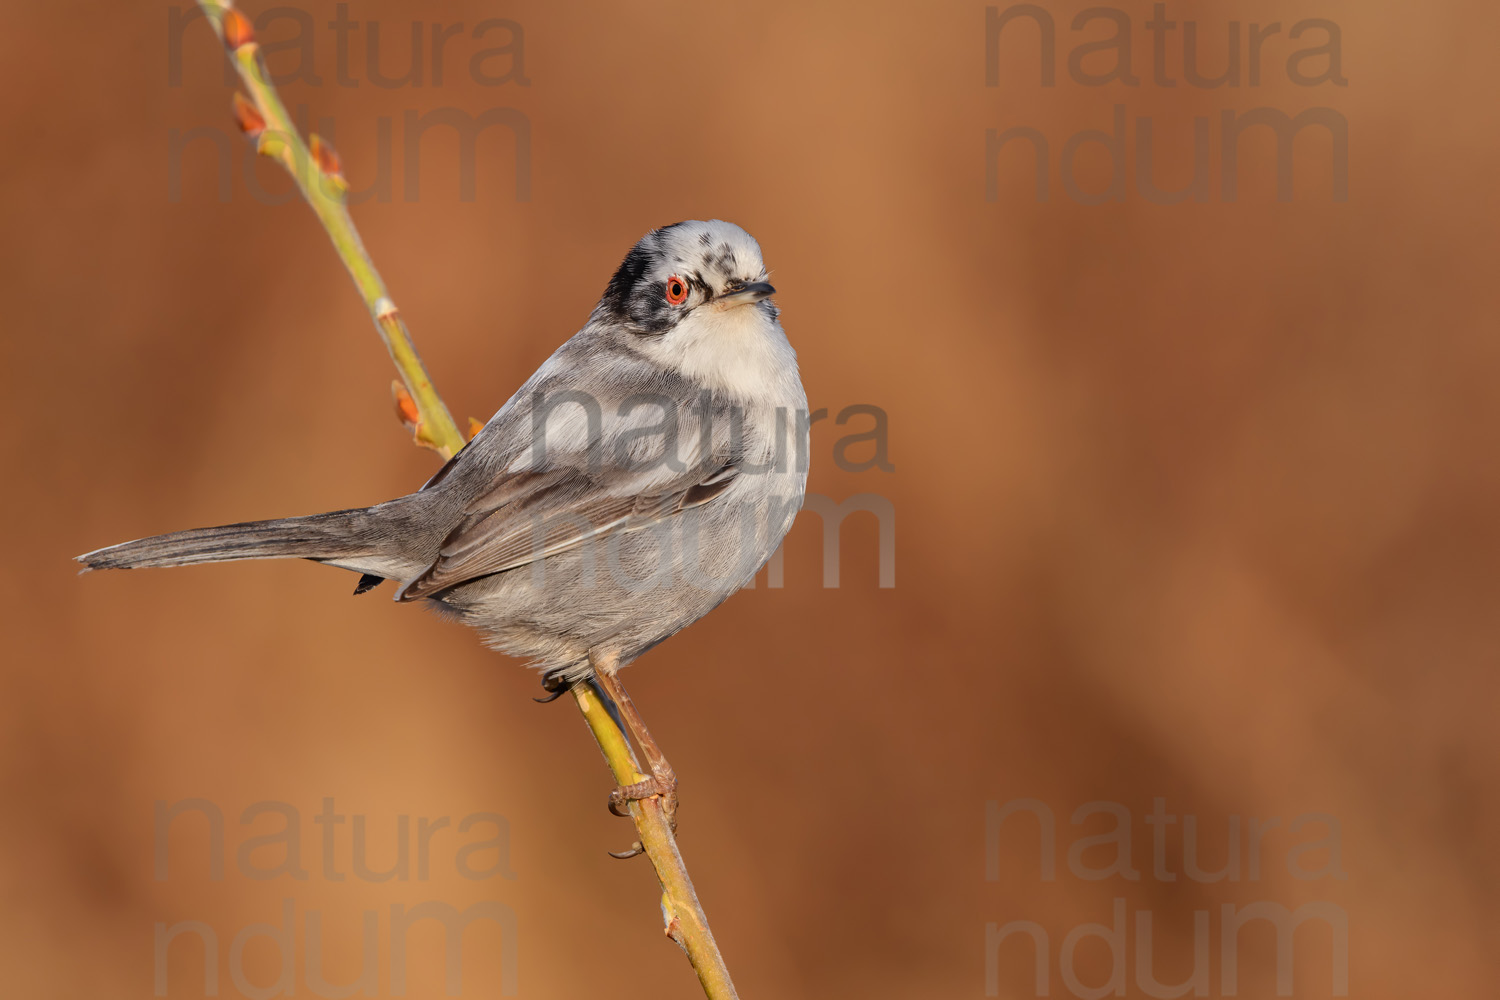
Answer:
[394, 461, 740, 602]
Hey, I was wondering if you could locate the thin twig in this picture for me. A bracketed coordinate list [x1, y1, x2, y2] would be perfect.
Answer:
[200, 0, 462, 458]
[192, 3, 741, 996]
[573, 682, 739, 998]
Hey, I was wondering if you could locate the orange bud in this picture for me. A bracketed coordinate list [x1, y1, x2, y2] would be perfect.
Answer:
[309, 133, 343, 178]
[231, 93, 265, 136]
[392, 381, 420, 431]
[222, 8, 255, 50]
[467, 417, 485, 440]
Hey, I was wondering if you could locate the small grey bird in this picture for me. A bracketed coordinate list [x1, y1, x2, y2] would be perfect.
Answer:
[78, 219, 809, 825]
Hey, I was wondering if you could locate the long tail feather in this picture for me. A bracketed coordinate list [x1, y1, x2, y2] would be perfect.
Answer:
[76, 509, 381, 572]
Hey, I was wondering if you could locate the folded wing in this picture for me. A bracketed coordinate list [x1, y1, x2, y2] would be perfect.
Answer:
[394, 462, 739, 602]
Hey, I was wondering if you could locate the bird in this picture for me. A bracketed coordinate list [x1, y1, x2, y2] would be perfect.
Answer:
[77, 219, 809, 831]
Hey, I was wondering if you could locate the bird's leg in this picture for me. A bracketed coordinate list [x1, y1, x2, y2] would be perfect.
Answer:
[591, 650, 679, 831]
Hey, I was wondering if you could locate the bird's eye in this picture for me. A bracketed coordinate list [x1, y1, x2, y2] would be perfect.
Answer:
[665, 276, 689, 305]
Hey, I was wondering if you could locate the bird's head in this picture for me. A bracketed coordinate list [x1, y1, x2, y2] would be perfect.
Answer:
[586, 220, 798, 400]
[594, 220, 778, 337]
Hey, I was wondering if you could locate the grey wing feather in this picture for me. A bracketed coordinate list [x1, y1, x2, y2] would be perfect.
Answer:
[394, 462, 739, 602]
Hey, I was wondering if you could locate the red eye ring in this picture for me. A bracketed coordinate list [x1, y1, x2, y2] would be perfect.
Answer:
[665, 276, 689, 305]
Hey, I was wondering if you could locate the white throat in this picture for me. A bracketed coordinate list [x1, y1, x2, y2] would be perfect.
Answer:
[651, 305, 802, 404]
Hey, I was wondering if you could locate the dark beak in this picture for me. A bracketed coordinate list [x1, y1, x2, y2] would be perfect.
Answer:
[719, 281, 776, 307]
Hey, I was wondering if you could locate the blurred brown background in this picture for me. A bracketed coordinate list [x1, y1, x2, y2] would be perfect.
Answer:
[2, 0, 1496, 997]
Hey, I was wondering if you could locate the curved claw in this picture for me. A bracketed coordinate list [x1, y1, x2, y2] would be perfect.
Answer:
[533, 673, 570, 704]
[608, 841, 646, 860]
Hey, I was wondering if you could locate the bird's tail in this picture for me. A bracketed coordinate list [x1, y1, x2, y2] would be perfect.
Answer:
[76, 508, 390, 573]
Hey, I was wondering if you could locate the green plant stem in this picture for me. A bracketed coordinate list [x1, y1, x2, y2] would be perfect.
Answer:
[572, 683, 740, 999]
[195, 3, 741, 996]
[199, 0, 462, 458]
